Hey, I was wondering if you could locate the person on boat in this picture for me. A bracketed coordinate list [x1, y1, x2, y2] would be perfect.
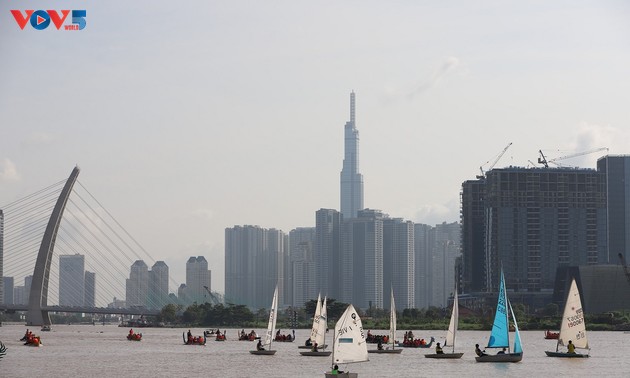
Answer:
[567, 340, 576, 354]
[21, 329, 29, 341]
[377, 340, 383, 350]
[257, 339, 264, 351]
[312, 342, 319, 352]
[187, 330, 192, 341]
[305, 338, 312, 347]
[435, 342, 444, 354]
[497, 347, 506, 355]
[475, 344, 487, 357]
[331, 365, 343, 375]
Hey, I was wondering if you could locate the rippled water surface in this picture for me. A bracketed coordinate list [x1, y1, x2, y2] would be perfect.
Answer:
[0, 324, 628, 377]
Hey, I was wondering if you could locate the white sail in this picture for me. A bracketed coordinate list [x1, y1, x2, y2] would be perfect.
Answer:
[389, 289, 396, 348]
[263, 285, 279, 349]
[310, 293, 322, 344]
[315, 297, 328, 347]
[558, 279, 588, 350]
[333, 304, 368, 364]
[445, 289, 458, 350]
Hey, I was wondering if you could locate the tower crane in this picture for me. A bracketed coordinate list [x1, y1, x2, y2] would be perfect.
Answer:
[203, 285, 222, 305]
[477, 142, 513, 179]
[538, 147, 608, 168]
[618, 253, 630, 285]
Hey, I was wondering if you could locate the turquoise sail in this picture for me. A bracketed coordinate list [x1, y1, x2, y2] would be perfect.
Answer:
[508, 298, 523, 354]
[487, 270, 509, 348]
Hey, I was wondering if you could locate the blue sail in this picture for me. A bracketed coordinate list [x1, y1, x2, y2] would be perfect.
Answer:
[487, 270, 509, 348]
[508, 299, 523, 354]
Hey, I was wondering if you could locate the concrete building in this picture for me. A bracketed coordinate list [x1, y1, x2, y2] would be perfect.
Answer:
[149, 261, 169, 309]
[84, 271, 95, 307]
[59, 254, 85, 306]
[126, 260, 148, 308]
[462, 167, 607, 300]
[554, 265, 630, 313]
[340, 91, 364, 219]
[288, 227, 316, 307]
[3, 276, 13, 305]
[315, 209, 342, 301]
[342, 209, 384, 309]
[225, 225, 286, 309]
[383, 218, 414, 310]
[186, 256, 211, 305]
[414, 223, 432, 309]
[597, 155, 630, 262]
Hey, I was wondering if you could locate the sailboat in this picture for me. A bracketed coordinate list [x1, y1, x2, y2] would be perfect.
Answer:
[475, 269, 523, 362]
[425, 285, 463, 359]
[368, 288, 402, 354]
[301, 295, 332, 356]
[250, 285, 278, 355]
[324, 304, 368, 378]
[545, 278, 590, 358]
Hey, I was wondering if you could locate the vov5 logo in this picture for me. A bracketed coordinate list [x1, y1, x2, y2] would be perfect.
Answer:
[10, 10, 87, 30]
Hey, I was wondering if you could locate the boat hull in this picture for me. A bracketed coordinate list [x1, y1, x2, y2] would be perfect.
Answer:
[545, 351, 589, 358]
[299, 351, 332, 357]
[475, 353, 522, 362]
[249, 350, 277, 355]
[368, 349, 402, 354]
[325, 373, 358, 378]
[425, 352, 463, 359]
[299, 344, 327, 349]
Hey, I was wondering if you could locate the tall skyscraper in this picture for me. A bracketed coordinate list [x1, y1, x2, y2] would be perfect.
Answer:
[597, 155, 630, 261]
[3, 276, 14, 305]
[59, 254, 85, 306]
[460, 179, 486, 293]
[186, 256, 211, 305]
[315, 209, 342, 300]
[462, 167, 607, 295]
[342, 209, 384, 309]
[383, 218, 415, 310]
[126, 260, 148, 308]
[84, 271, 95, 307]
[288, 227, 316, 307]
[340, 91, 364, 220]
[225, 225, 286, 308]
[149, 261, 169, 309]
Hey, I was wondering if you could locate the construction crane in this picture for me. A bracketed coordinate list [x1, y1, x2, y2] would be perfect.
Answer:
[619, 253, 630, 285]
[477, 142, 513, 179]
[203, 285, 222, 305]
[538, 147, 608, 168]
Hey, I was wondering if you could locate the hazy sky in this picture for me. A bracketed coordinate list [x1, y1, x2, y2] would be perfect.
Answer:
[2, 1, 629, 292]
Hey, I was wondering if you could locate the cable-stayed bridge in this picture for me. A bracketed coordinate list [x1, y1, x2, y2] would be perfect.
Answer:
[0, 167, 178, 324]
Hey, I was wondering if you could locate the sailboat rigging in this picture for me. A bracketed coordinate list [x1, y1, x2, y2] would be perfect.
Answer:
[368, 288, 402, 354]
[545, 278, 590, 358]
[301, 294, 332, 356]
[425, 285, 463, 359]
[475, 269, 523, 362]
[250, 285, 278, 356]
[324, 304, 368, 378]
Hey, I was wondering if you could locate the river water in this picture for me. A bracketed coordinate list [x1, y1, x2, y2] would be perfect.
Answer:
[0, 324, 628, 377]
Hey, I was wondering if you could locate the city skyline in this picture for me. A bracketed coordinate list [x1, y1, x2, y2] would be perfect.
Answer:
[1, 2, 629, 292]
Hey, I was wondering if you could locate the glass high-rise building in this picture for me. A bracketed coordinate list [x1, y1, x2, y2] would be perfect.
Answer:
[59, 254, 85, 306]
[340, 91, 364, 220]
[597, 155, 630, 261]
